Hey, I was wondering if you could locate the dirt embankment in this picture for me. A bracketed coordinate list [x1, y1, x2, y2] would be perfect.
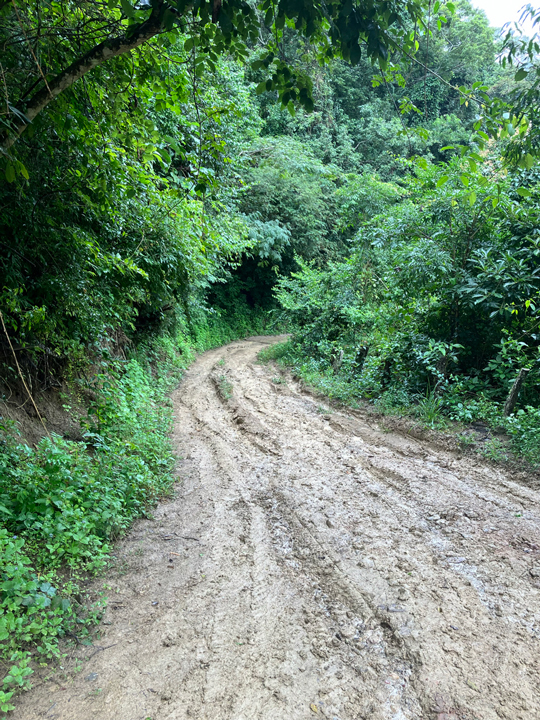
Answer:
[14, 336, 540, 720]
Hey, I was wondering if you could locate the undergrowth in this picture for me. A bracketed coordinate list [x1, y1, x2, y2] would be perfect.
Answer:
[0, 304, 269, 712]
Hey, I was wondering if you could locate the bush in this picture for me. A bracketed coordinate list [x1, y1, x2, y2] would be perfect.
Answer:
[0, 303, 269, 711]
[504, 407, 540, 464]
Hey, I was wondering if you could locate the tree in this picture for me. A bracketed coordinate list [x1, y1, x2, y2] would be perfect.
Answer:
[0, 0, 432, 157]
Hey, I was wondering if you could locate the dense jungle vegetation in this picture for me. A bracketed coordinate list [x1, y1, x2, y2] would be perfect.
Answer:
[1, 0, 540, 710]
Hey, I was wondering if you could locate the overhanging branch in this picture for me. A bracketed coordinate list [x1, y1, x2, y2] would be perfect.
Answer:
[1, 2, 167, 152]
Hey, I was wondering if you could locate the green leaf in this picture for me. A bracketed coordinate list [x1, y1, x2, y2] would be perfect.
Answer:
[460, 175, 469, 187]
[469, 191, 477, 206]
[436, 175, 449, 188]
[159, 149, 172, 164]
[5, 163, 15, 183]
[163, 8, 176, 31]
[516, 187, 532, 197]
[515, 68, 528, 81]
[17, 161, 29, 180]
[120, 0, 134, 18]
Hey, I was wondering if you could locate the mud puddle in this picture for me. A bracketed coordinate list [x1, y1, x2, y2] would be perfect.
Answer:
[14, 336, 540, 720]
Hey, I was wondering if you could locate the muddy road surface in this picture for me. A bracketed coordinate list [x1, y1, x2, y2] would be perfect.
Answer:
[16, 336, 540, 720]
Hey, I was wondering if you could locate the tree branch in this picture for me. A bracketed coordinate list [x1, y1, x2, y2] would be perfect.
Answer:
[1, 2, 167, 153]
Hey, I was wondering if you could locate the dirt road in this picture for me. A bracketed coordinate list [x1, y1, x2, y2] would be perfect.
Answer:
[15, 336, 540, 720]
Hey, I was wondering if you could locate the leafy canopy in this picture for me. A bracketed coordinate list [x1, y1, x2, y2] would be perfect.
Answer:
[0, 0, 437, 157]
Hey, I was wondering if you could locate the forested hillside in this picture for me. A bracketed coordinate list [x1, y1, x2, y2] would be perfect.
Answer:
[1, 0, 540, 711]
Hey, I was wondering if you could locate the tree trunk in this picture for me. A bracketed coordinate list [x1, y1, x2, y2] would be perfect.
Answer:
[1, 3, 166, 153]
[331, 348, 344, 374]
[503, 368, 530, 417]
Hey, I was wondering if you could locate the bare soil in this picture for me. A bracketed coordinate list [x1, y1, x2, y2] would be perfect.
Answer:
[14, 336, 540, 720]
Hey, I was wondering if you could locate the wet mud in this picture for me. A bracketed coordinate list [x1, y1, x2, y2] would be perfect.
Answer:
[14, 336, 540, 720]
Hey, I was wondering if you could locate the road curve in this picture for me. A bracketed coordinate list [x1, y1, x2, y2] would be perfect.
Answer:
[14, 336, 540, 720]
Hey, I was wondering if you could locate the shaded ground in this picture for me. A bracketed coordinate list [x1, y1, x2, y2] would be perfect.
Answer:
[14, 336, 540, 720]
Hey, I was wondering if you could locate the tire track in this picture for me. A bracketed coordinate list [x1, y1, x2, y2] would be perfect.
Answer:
[13, 335, 540, 720]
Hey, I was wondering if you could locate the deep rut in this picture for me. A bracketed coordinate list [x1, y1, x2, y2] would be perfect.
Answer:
[15, 336, 540, 720]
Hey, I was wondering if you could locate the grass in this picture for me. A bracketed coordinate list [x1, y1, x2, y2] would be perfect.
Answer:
[414, 390, 445, 428]
[217, 375, 233, 400]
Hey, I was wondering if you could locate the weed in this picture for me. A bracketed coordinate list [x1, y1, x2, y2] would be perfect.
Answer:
[316, 405, 332, 414]
[481, 438, 509, 462]
[217, 358, 225, 367]
[257, 341, 292, 364]
[271, 376, 287, 385]
[415, 391, 445, 428]
[0, 309, 271, 713]
[503, 406, 540, 465]
[217, 375, 233, 400]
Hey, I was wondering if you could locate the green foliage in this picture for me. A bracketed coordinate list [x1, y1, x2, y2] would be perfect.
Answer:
[4, 5, 540, 713]
[0, 305, 266, 711]
[0, 43, 257, 386]
[0, 0, 434, 162]
[504, 407, 540, 465]
[414, 391, 445, 428]
[274, 153, 540, 464]
[217, 375, 233, 400]
[258, 341, 293, 364]
[0, 528, 69, 664]
[1, 367, 176, 569]
[0, 526, 83, 712]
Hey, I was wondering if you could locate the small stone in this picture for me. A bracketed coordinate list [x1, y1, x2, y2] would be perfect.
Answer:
[162, 634, 176, 647]
[397, 586, 409, 601]
[360, 558, 375, 569]
[529, 567, 540, 578]
[326, 518, 335, 528]
[85, 673, 98, 682]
